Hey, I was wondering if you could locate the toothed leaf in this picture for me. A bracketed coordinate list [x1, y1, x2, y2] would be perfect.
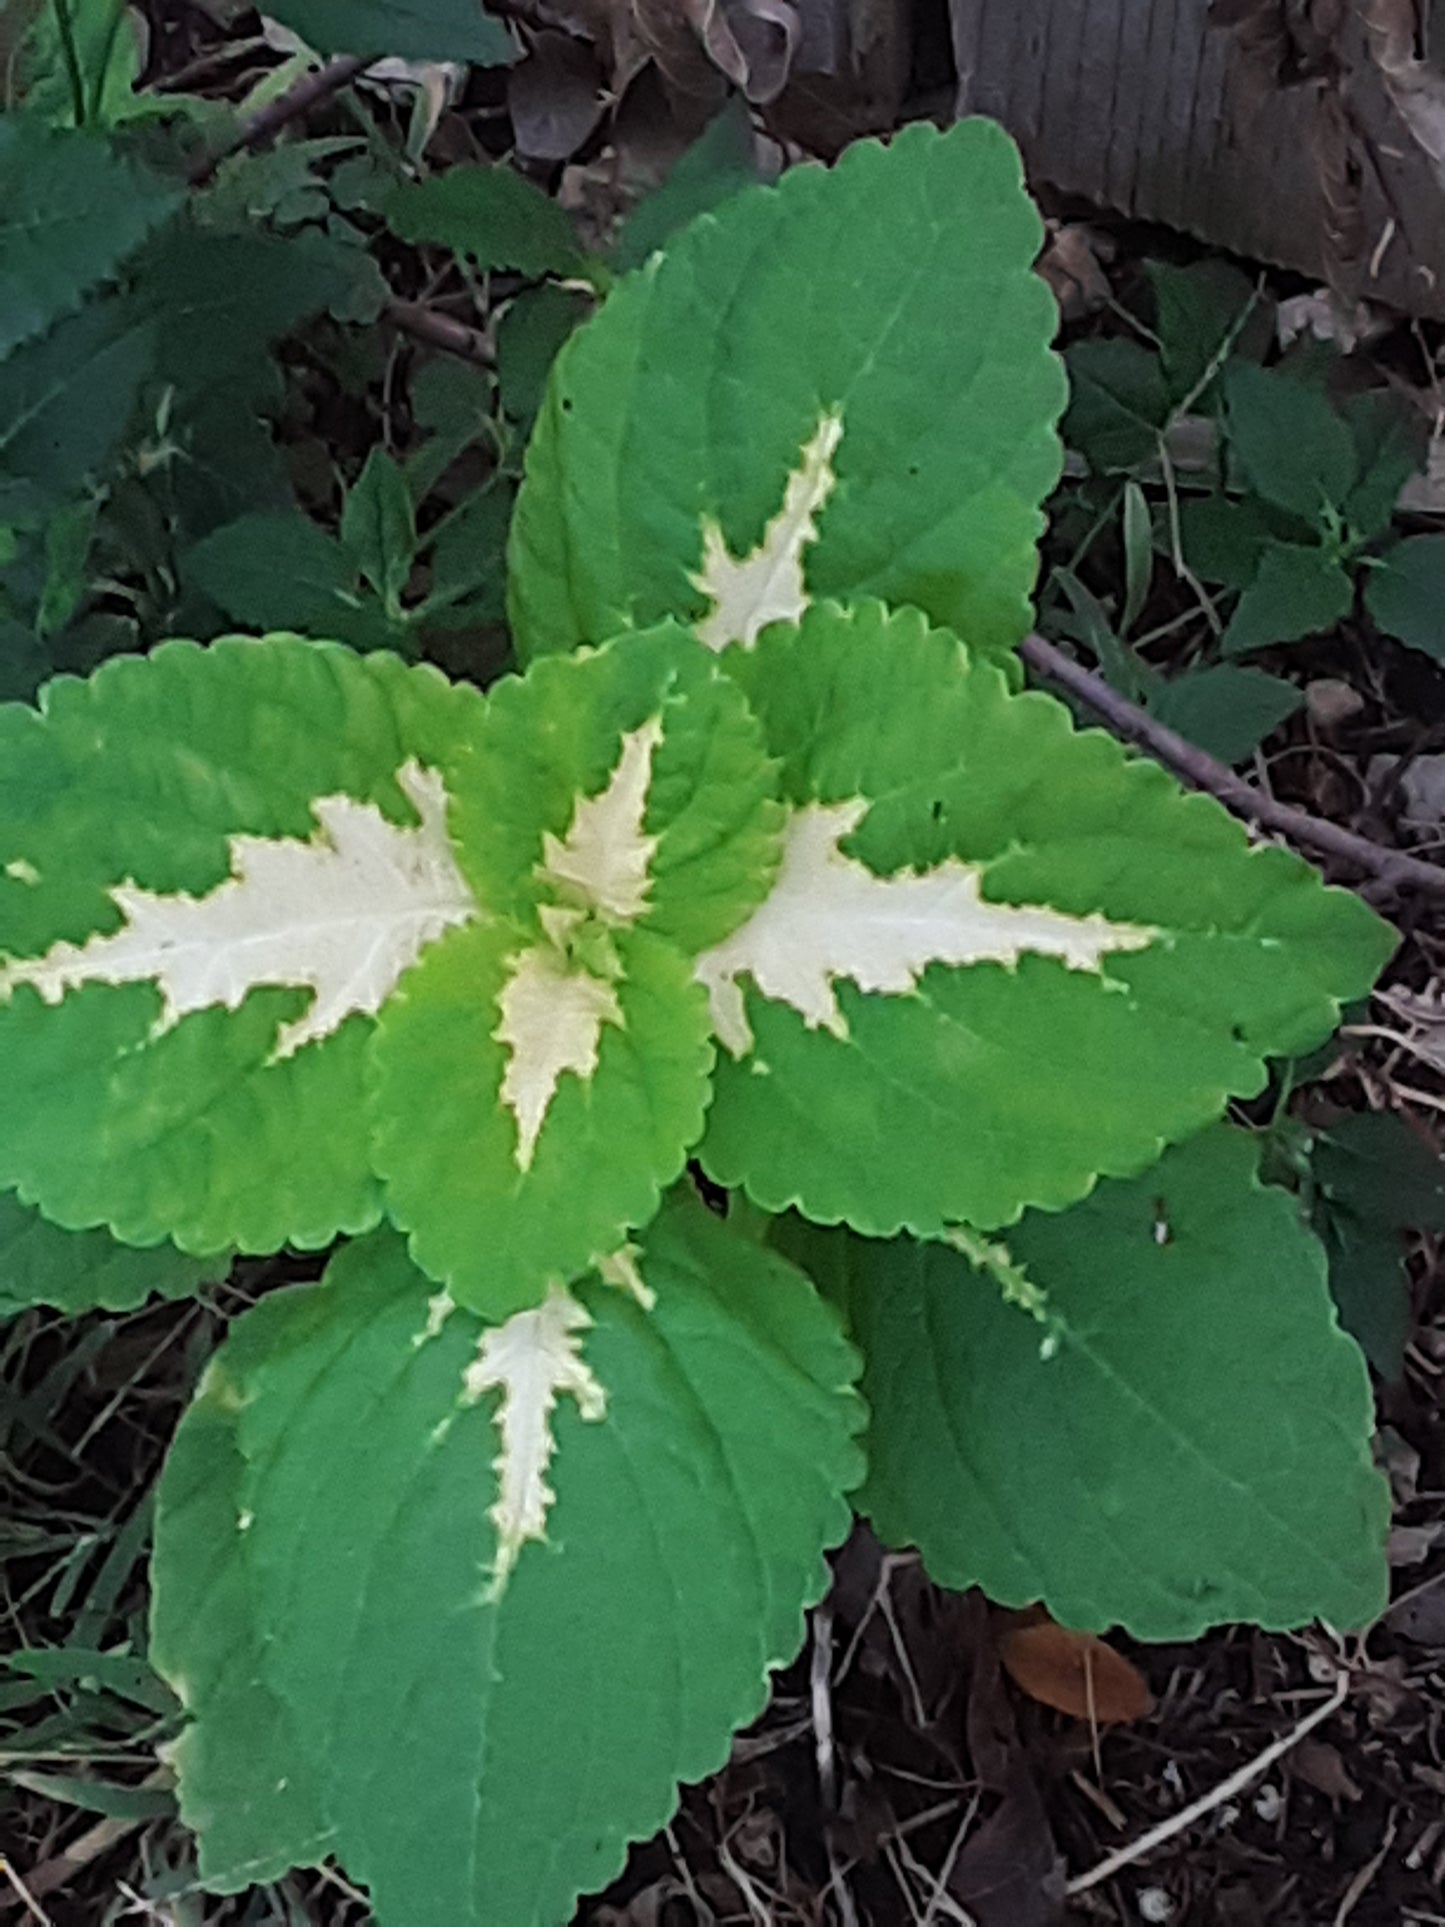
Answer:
[371, 630, 781, 1313]
[151, 1196, 863, 1926]
[510, 120, 1064, 668]
[0, 638, 483, 1254]
[0, 1190, 228, 1317]
[787, 1127, 1388, 1637]
[697, 602, 1395, 1236]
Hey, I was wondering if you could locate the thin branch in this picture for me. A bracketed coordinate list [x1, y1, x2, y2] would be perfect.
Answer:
[382, 297, 492, 365]
[1067, 1670, 1350, 1897]
[1019, 633, 1445, 900]
[188, 52, 371, 186]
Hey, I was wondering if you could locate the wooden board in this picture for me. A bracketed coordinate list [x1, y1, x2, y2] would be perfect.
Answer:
[949, 0, 1445, 317]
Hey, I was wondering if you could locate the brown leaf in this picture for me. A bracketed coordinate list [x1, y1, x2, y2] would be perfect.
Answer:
[1365, 0, 1445, 192]
[508, 31, 608, 162]
[998, 1618, 1155, 1725]
[1292, 1737, 1364, 1802]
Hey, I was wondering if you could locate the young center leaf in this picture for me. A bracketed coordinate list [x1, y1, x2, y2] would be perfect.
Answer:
[151, 1194, 863, 1926]
[370, 626, 782, 1315]
[509, 119, 1064, 668]
[698, 601, 1395, 1236]
[0, 637, 483, 1254]
[785, 1127, 1388, 1638]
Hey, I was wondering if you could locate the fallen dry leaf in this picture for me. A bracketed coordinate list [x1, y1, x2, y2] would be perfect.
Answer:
[998, 1616, 1155, 1725]
[1293, 1736, 1364, 1802]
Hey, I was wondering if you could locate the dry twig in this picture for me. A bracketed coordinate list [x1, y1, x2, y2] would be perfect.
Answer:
[1020, 634, 1445, 901]
[1066, 1669, 1351, 1896]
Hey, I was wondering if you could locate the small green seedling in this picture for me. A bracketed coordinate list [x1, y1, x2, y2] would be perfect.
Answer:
[0, 124, 1395, 1925]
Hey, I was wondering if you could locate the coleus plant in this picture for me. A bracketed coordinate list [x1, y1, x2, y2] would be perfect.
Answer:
[0, 122, 1396, 1923]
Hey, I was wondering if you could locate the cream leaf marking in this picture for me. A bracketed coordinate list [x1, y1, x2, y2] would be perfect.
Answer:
[593, 1242, 655, 1310]
[495, 946, 623, 1172]
[495, 717, 664, 1170]
[0, 761, 477, 1059]
[696, 799, 1158, 1056]
[461, 1285, 607, 1599]
[537, 715, 663, 924]
[691, 407, 844, 652]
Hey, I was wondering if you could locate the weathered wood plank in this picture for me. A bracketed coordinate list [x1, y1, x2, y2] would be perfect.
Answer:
[950, 0, 1445, 317]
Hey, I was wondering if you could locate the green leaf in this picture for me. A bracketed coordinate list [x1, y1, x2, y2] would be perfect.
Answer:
[1220, 542, 1355, 656]
[1147, 664, 1302, 764]
[0, 117, 180, 361]
[152, 1200, 862, 1924]
[1341, 389, 1425, 544]
[0, 1189, 228, 1318]
[0, 636, 483, 1256]
[384, 165, 585, 278]
[184, 511, 361, 635]
[1365, 534, 1445, 663]
[341, 449, 417, 614]
[511, 120, 1064, 665]
[0, 301, 153, 503]
[1224, 363, 1356, 523]
[1120, 480, 1153, 634]
[261, 0, 515, 62]
[1062, 338, 1170, 473]
[789, 1126, 1388, 1637]
[370, 629, 782, 1314]
[1148, 259, 1262, 405]
[423, 484, 511, 619]
[612, 97, 759, 272]
[1312, 1110, 1445, 1378]
[1178, 493, 1276, 590]
[150, 1352, 334, 1891]
[496, 284, 592, 432]
[698, 601, 1394, 1238]
[127, 223, 359, 400]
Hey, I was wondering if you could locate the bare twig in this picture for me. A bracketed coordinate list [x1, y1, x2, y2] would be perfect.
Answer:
[382, 296, 492, 365]
[1019, 633, 1445, 901]
[187, 52, 371, 186]
[1066, 1670, 1350, 1897]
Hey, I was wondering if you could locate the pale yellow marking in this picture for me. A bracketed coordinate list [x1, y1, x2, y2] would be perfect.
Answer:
[462, 1285, 607, 1598]
[691, 408, 844, 651]
[696, 799, 1157, 1056]
[0, 762, 476, 1059]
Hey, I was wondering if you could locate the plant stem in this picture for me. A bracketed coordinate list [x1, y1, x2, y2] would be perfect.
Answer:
[51, 0, 86, 125]
[1019, 632, 1445, 900]
[187, 51, 371, 186]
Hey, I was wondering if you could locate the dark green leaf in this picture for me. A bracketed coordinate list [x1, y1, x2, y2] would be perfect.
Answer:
[1221, 542, 1354, 656]
[1178, 493, 1276, 590]
[1365, 535, 1445, 664]
[1342, 390, 1425, 544]
[1148, 664, 1302, 763]
[0, 1189, 227, 1318]
[1121, 479, 1152, 632]
[1063, 339, 1170, 472]
[128, 224, 358, 398]
[385, 165, 585, 278]
[0, 302, 152, 501]
[36, 496, 98, 639]
[184, 510, 358, 633]
[7, 1769, 175, 1821]
[497, 284, 592, 431]
[341, 449, 416, 611]
[1224, 363, 1356, 522]
[261, 0, 515, 62]
[0, 116, 180, 361]
[1314, 1111, 1445, 1233]
[1149, 259, 1263, 405]
[612, 98, 759, 272]
[423, 484, 511, 620]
